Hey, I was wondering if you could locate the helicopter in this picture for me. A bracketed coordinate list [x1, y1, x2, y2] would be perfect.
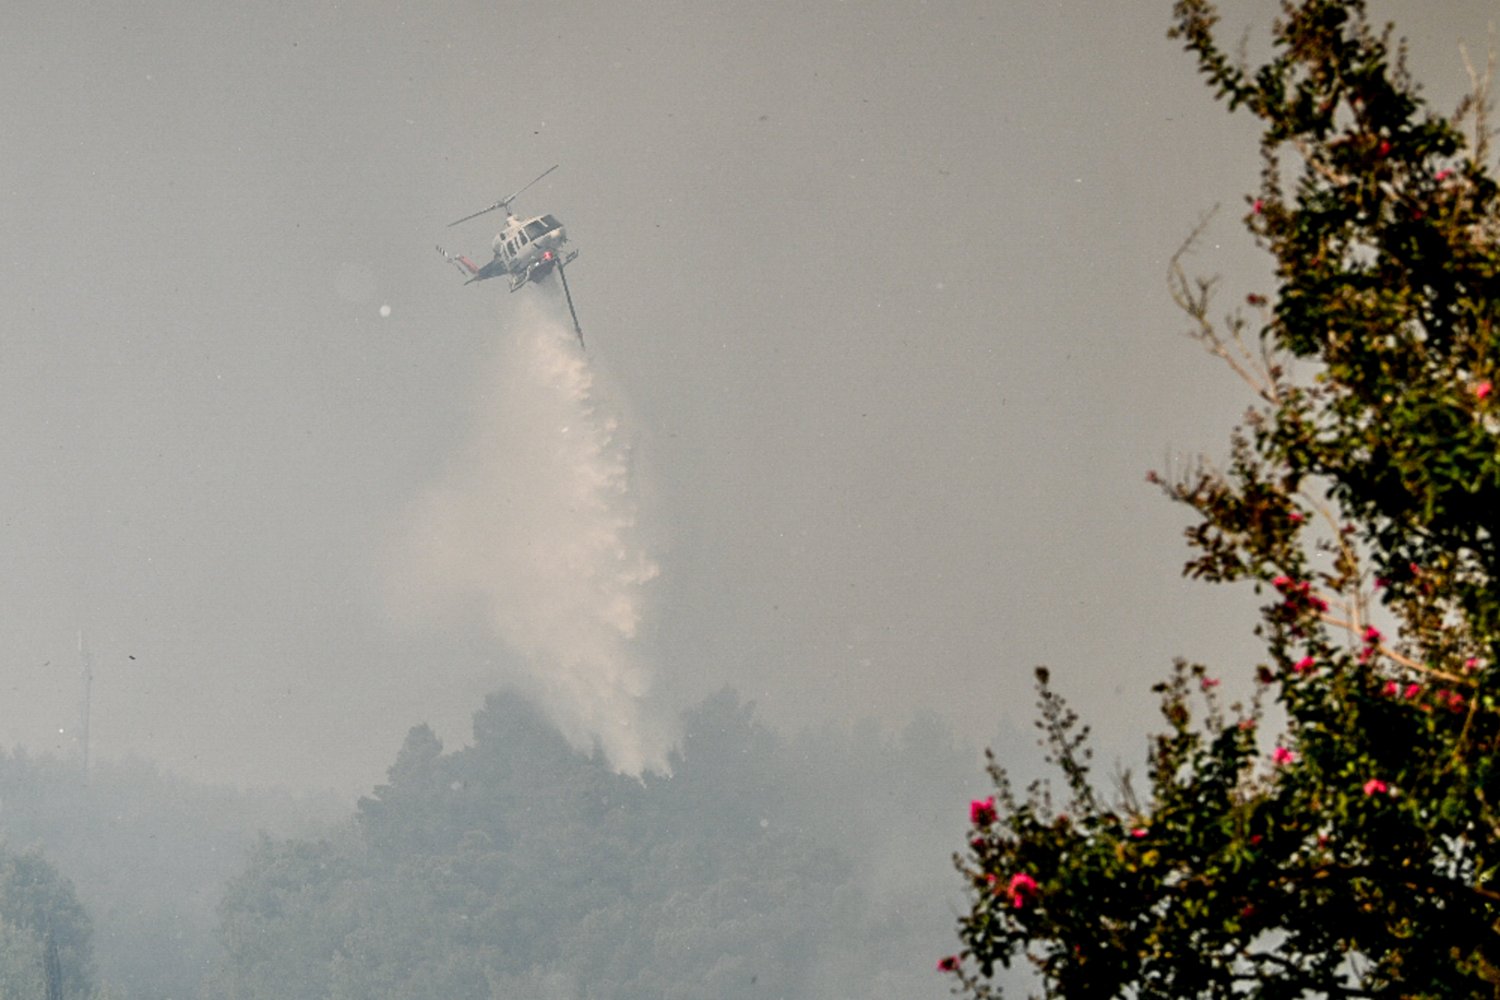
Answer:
[437, 164, 585, 344]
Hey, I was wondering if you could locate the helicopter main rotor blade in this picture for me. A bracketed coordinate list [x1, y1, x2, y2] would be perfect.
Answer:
[446, 165, 559, 228]
[501, 163, 558, 210]
[447, 202, 505, 228]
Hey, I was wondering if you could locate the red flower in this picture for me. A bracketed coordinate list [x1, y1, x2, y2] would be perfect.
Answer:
[1477, 381, 1493, 401]
[1008, 872, 1039, 908]
[937, 955, 959, 973]
[1363, 778, 1389, 796]
[1293, 656, 1316, 674]
[1272, 746, 1297, 766]
[969, 797, 997, 827]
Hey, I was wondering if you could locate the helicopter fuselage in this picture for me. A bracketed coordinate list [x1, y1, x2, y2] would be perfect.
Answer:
[438, 166, 578, 292]
[487, 213, 568, 289]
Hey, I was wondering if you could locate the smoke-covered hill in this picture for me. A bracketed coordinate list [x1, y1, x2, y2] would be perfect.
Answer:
[0, 686, 1032, 1000]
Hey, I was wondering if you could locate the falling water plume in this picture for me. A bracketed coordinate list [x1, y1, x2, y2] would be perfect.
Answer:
[392, 297, 669, 774]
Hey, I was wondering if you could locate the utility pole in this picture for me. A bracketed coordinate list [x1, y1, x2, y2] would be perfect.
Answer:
[77, 630, 92, 781]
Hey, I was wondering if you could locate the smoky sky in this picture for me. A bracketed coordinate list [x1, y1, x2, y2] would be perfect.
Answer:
[1, 1, 1494, 790]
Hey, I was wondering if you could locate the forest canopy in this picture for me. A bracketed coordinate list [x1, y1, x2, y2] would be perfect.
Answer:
[206, 689, 986, 1000]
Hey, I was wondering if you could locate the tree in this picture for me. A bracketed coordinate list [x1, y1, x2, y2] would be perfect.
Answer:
[946, 1, 1500, 996]
[211, 836, 362, 1000]
[0, 845, 94, 1000]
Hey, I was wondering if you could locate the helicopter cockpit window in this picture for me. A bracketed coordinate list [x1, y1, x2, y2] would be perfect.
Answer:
[524, 220, 550, 241]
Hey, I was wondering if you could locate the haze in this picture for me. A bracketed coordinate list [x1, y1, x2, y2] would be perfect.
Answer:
[2, 1, 1494, 793]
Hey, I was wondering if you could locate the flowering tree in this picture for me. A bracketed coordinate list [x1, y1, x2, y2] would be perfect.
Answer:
[946, 1, 1500, 996]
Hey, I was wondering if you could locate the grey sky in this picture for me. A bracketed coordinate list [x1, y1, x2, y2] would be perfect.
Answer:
[2, 1, 1494, 790]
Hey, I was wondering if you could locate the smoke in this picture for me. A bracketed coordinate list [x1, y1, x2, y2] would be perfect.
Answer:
[390, 296, 671, 775]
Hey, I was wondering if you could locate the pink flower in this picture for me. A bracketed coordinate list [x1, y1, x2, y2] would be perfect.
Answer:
[1130, 827, 1148, 838]
[1008, 872, 1039, 907]
[1382, 680, 1399, 697]
[1201, 677, 1220, 691]
[1272, 746, 1297, 766]
[1273, 576, 1330, 614]
[1363, 625, 1382, 644]
[1436, 168, 1452, 182]
[1477, 381, 1493, 401]
[1288, 511, 1305, 523]
[1293, 656, 1316, 674]
[1466, 658, 1482, 673]
[1252, 198, 1265, 214]
[969, 797, 997, 827]
[1363, 778, 1389, 796]
[937, 955, 959, 973]
[1404, 683, 1421, 699]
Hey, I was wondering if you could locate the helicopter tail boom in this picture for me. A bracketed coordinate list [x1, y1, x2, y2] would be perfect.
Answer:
[436, 245, 481, 278]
